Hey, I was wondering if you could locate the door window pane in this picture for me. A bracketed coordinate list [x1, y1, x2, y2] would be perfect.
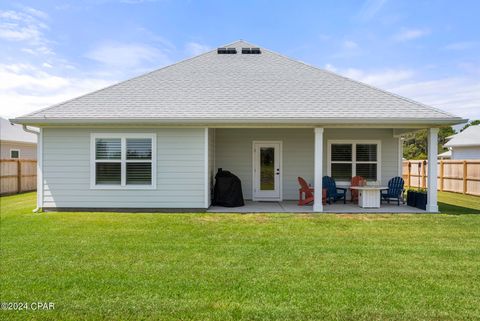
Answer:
[356, 144, 377, 161]
[356, 163, 377, 180]
[260, 147, 275, 190]
[96, 163, 121, 185]
[331, 163, 352, 180]
[127, 138, 152, 160]
[96, 138, 121, 159]
[331, 144, 352, 161]
[126, 163, 152, 185]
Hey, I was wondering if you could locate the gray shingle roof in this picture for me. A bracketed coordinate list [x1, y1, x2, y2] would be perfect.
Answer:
[444, 125, 480, 147]
[0, 117, 37, 143]
[14, 40, 464, 126]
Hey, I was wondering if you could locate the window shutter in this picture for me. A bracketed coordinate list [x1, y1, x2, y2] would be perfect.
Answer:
[126, 139, 152, 160]
[331, 144, 352, 161]
[356, 144, 377, 162]
[96, 138, 121, 159]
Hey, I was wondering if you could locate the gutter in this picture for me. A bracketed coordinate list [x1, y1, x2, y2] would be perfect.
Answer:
[12, 116, 468, 127]
[21, 125, 42, 213]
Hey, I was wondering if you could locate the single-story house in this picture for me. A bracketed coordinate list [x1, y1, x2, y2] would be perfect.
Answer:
[442, 125, 480, 159]
[12, 40, 466, 213]
[0, 117, 37, 159]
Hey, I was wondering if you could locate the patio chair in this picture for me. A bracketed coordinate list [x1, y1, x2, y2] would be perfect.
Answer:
[350, 176, 366, 203]
[322, 176, 347, 204]
[297, 177, 315, 205]
[381, 176, 405, 205]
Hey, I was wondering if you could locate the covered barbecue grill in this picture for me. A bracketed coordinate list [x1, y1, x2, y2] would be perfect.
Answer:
[212, 169, 245, 207]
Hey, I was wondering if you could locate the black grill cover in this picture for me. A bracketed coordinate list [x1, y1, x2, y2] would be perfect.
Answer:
[212, 169, 245, 207]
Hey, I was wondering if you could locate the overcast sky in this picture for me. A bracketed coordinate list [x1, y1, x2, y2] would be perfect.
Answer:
[1, 0, 479, 120]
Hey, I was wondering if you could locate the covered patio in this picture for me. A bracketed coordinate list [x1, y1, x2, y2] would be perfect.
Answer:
[208, 127, 439, 213]
[208, 200, 426, 213]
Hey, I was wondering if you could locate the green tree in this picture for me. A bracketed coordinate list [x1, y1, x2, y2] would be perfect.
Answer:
[460, 120, 480, 132]
[403, 127, 455, 160]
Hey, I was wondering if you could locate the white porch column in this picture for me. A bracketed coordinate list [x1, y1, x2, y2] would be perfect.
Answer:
[37, 128, 43, 211]
[427, 128, 439, 212]
[313, 128, 324, 212]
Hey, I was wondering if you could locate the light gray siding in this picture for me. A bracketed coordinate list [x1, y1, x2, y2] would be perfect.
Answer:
[0, 141, 36, 159]
[323, 128, 401, 186]
[215, 128, 400, 200]
[452, 147, 480, 159]
[215, 129, 314, 200]
[42, 127, 206, 209]
[208, 128, 215, 205]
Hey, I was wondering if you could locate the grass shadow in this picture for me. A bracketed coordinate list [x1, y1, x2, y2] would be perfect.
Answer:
[439, 202, 480, 215]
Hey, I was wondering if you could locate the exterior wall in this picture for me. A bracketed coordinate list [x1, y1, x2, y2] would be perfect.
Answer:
[42, 127, 206, 209]
[323, 128, 400, 187]
[208, 128, 215, 206]
[451, 146, 480, 160]
[0, 141, 36, 159]
[215, 128, 400, 200]
[215, 129, 314, 200]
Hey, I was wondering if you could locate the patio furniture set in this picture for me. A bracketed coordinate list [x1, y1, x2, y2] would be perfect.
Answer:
[298, 176, 405, 209]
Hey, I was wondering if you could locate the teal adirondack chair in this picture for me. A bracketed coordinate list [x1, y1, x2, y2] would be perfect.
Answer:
[322, 176, 347, 204]
[381, 177, 405, 205]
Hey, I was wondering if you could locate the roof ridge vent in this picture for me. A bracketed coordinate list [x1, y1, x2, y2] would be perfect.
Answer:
[242, 47, 261, 54]
[217, 47, 237, 54]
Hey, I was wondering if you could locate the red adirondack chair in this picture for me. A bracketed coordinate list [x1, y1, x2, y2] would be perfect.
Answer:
[350, 176, 366, 203]
[298, 177, 315, 205]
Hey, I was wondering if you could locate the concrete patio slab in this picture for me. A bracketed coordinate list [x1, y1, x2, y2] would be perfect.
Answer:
[207, 201, 426, 213]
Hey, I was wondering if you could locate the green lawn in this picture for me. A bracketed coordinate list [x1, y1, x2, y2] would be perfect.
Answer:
[1, 192, 479, 320]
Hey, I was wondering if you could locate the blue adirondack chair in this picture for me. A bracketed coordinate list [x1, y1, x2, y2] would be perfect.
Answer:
[322, 176, 347, 204]
[381, 176, 405, 205]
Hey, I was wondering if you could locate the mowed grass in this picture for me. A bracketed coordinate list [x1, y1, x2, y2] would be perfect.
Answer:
[1, 192, 479, 320]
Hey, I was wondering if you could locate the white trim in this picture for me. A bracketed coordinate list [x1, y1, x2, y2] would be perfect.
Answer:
[14, 117, 466, 127]
[313, 128, 324, 212]
[90, 133, 157, 190]
[252, 140, 283, 201]
[327, 140, 382, 184]
[37, 128, 43, 209]
[9, 149, 20, 159]
[427, 128, 439, 212]
[398, 137, 403, 177]
[204, 127, 209, 208]
[212, 128, 216, 174]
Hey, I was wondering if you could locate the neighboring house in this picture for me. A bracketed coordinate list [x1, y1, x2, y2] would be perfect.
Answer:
[442, 125, 480, 159]
[13, 40, 465, 212]
[0, 117, 37, 159]
[437, 150, 451, 159]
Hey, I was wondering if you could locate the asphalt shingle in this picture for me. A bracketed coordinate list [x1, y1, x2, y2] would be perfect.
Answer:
[16, 40, 462, 124]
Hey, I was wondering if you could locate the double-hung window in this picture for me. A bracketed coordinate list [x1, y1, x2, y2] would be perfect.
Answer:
[91, 133, 156, 189]
[328, 140, 380, 182]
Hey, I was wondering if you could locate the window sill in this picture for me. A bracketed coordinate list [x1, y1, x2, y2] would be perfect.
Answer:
[90, 185, 156, 190]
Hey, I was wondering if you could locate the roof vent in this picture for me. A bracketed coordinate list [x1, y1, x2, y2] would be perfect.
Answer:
[242, 48, 261, 54]
[217, 47, 237, 54]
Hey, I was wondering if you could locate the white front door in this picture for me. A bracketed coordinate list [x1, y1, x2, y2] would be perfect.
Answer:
[253, 141, 282, 201]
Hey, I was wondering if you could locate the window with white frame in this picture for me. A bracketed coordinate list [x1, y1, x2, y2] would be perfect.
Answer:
[10, 149, 20, 159]
[91, 134, 156, 189]
[328, 141, 380, 181]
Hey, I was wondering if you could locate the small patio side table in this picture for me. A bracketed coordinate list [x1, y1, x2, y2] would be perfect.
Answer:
[350, 186, 388, 208]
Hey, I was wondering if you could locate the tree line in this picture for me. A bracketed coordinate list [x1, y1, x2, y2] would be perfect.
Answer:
[403, 120, 479, 160]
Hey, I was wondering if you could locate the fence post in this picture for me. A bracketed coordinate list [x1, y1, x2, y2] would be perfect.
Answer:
[440, 160, 444, 192]
[407, 161, 411, 187]
[463, 160, 467, 194]
[422, 160, 427, 188]
[17, 160, 22, 194]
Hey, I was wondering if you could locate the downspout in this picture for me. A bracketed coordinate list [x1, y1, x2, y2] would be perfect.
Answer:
[22, 125, 42, 213]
